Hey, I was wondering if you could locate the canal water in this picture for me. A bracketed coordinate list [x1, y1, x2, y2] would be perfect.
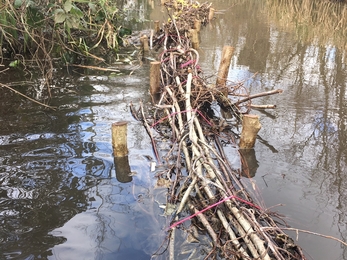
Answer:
[1, 0, 347, 259]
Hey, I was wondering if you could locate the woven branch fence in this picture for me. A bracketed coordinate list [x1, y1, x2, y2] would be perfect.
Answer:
[131, 1, 306, 259]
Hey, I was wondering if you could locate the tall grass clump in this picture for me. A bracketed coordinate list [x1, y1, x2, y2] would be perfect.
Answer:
[0, 0, 128, 93]
[266, 0, 347, 49]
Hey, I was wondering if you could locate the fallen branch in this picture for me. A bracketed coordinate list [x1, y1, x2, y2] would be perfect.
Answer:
[234, 89, 283, 106]
[251, 104, 277, 109]
[140, 101, 161, 163]
[263, 227, 347, 247]
[0, 83, 56, 110]
[71, 64, 120, 72]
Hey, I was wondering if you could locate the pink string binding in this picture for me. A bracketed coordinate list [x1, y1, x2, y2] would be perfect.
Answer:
[168, 195, 261, 230]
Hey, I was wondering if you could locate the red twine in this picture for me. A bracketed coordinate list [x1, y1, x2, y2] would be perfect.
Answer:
[168, 195, 261, 230]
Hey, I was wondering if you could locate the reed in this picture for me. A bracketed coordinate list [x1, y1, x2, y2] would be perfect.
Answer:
[266, 0, 347, 49]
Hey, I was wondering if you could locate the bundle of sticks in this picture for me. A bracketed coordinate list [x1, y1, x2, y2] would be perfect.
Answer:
[131, 1, 306, 259]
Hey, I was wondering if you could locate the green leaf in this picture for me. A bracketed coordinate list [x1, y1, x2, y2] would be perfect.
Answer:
[119, 27, 132, 37]
[63, 0, 72, 13]
[27, 6, 44, 27]
[14, 0, 23, 8]
[88, 3, 96, 13]
[70, 6, 83, 18]
[9, 60, 20, 68]
[66, 16, 79, 29]
[26, 0, 35, 7]
[54, 9, 66, 23]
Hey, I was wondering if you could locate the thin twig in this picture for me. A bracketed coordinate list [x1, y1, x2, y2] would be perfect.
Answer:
[0, 83, 56, 110]
[263, 227, 347, 247]
[71, 64, 120, 72]
[139, 101, 161, 163]
[234, 89, 283, 106]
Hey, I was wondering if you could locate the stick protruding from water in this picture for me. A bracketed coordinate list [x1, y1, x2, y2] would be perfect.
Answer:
[112, 121, 128, 157]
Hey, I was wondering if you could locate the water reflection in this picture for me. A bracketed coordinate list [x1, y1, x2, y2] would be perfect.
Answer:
[114, 156, 132, 183]
[0, 57, 161, 259]
[50, 177, 162, 260]
[0, 95, 92, 258]
[200, 0, 347, 259]
[240, 149, 259, 178]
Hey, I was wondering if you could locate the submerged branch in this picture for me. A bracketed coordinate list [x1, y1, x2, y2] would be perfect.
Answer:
[0, 83, 56, 110]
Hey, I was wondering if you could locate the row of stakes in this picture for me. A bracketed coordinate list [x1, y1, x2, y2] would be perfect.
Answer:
[111, 12, 261, 182]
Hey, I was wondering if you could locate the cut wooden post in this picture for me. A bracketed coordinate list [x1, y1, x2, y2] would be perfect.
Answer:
[189, 29, 199, 49]
[149, 0, 154, 9]
[194, 19, 201, 32]
[239, 115, 261, 149]
[140, 35, 149, 51]
[208, 8, 215, 21]
[114, 156, 132, 183]
[216, 46, 234, 88]
[173, 0, 178, 10]
[154, 20, 160, 34]
[150, 61, 161, 102]
[111, 121, 128, 157]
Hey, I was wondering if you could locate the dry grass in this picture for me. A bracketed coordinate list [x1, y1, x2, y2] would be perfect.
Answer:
[266, 0, 347, 49]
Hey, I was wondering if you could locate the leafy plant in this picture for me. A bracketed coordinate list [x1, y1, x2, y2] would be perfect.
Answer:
[0, 0, 126, 59]
[54, 0, 84, 30]
[9, 59, 20, 67]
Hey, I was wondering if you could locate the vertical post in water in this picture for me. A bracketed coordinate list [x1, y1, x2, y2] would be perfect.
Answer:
[189, 29, 199, 50]
[148, 0, 154, 9]
[216, 46, 234, 87]
[154, 20, 160, 34]
[141, 35, 149, 52]
[239, 115, 261, 149]
[208, 8, 215, 21]
[112, 121, 128, 157]
[150, 61, 161, 102]
[194, 19, 201, 32]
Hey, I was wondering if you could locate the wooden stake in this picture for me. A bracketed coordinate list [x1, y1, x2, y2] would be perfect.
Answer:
[208, 8, 215, 21]
[148, 0, 154, 9]
[114, 156, 132, 183]
[216, 46, 234, 88]
[189, 29, 199, 49]
[111, 121, 128, 157]
[150, 61, 161, 101]
[173, 0, 178, 10]
[140, 35, 149, 51]
[194, 19, 201, 32]
[239, 115, 261, 149]
[154, 20, 160, 34]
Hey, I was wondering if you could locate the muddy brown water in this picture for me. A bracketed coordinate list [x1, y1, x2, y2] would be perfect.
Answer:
[1, 0, 347, 259]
